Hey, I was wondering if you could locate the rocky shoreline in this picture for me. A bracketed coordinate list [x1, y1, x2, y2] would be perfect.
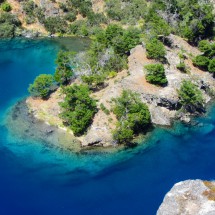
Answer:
[5, 99, 82, 152]
[5, 99, 123, 153]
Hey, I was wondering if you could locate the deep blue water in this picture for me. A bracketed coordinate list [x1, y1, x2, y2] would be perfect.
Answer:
[1, 38, 215, 215]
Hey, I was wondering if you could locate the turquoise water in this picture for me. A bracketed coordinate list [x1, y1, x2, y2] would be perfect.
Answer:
[1, 38, 215, 215]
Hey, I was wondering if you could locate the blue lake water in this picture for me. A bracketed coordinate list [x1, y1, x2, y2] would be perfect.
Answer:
[1, 38, 215, 215]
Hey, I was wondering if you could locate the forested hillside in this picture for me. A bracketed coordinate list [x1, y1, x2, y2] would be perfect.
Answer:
[0, 0, 214, 43]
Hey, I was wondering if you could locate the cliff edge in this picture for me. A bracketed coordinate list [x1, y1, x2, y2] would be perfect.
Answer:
[157, 180, 215, 215]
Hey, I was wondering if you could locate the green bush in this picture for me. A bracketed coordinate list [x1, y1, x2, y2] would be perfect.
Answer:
[81, 74, 105, 90]
[1, 2, 12, 12]
[65, 11, 77, 22]
[193, 55, 210, 70]
[112, 90, 151, 144]
[0, 22, 14, 37]
[106, 0, 147, 24]
[44, 17, 68, 34]
[100, 103, 110, 115]
[28, 74, 54, 99]
[198, 40, 215, 58]
[22, 1, 35, 15]
[146, 38, 166, 61]
[54, 51, 75, 85]
[144, 63, 167, 86]
[34, 7, 45, 24]
[59, 84, 97, 136]
[208, 59, 215, 73]
[145, 8, 171, 37]
[176, 62, 188, 73]
[0, 12, 21, 38]
[198, 40, 212, 53]
[178, 80, 204, 113]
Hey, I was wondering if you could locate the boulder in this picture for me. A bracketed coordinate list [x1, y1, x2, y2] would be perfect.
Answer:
[157, 180, 215, 215]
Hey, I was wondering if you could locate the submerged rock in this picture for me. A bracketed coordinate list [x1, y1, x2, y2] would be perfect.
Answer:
[157, 180, 215, 215]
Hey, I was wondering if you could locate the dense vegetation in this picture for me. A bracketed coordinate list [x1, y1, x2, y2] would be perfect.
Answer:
[28, 74, 55, 99]
[0, 0, 214, 42]
[112, 90, 151, 144]
[59, 84, 97, 136]
[193, 40, 215, 73]
[26, 0, 214, 146]
[178, 80, 204, 113]
[145, 38, 166, 61]
[144, 64, 167, 86]
[54, 51, 75, 85]
[76, 24, 140, 90]
[0, 12, 21, 38]
[1, 2, 11, 12]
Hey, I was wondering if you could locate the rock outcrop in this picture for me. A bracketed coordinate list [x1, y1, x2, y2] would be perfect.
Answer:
[157, 180, 215, 215]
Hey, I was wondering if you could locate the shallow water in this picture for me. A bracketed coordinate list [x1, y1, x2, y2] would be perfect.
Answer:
[1, 38, 215, 215]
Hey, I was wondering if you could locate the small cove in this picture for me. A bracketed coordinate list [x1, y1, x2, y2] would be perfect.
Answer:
[1, 38, 215, 215]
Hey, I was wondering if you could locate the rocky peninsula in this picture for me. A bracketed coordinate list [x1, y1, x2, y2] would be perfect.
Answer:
[157, 180, 215, 215]
[6, 34, 215, 151]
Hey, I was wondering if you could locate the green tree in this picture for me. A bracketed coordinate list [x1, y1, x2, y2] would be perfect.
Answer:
[112, 90, 151, 144]
[144, 63, 168, 86]
[146, 38, 166, 61]
[0, 12, 21, 38]
[193, 55, 210, 70]
[44, 17, 68, 34]
[178, 80, 204, 113]
[198, 40, 211, 53]
[28, 74, 54, 99]
[59, 84, 97, 136]
[54, 51, 75, 85]
[1, 2, 12, 12]
[198, 40, 215, 58]
[208, 59, 215, 73]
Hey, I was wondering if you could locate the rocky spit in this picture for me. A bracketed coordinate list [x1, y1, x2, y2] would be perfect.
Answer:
[24, 34, 215, 149]
[157, 180, 215, 215]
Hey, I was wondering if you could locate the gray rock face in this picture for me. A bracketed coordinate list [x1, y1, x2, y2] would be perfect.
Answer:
[38, 0, 64, 17]
[157, 180, 215, 215]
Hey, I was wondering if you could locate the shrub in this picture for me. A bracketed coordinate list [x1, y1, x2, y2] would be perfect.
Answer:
[34, 7, 45, 23]
[100, 103, 110, 115]
[145, 8, 171, 37]
[178, 80, 204, 113]
[198, 40, 211, 53]
[112, 90, 151, 144]
[44, 17, 68, 34]
[0, 12, 21, 38]
[208, 59, 215, 73]
[193, 55, 210, 70]
[65, 11, 77, 22]
[81, 74, 105, 90]
[108, 71, 117, 79]
[54, 51, 75, 85]
[0, 22, 14, 37]
[176, 62, 188, 73]
[28, 74, 54, 99]
[22, 1, 35, 15]
[144, 63, 167, 86]
[59, 84, 97, 136]
[146, 38, 166, 61]
[1, 2, 12, 12]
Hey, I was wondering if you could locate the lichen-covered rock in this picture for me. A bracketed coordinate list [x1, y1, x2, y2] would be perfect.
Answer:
[157, 180, 215, 215]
